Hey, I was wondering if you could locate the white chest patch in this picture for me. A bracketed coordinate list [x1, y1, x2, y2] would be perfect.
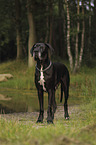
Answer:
[38, 66, 46, 91]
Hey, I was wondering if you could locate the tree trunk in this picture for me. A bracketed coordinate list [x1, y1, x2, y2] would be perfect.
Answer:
[58, 0, 63, 57]
[65, 0, 73, 71]
[27, 0, 36, 67]
[93, 0, 96, 56]
[45, 0, 49, 43]
[74, 0, 80, 72]
[15, 0, 23, 59]
[53, 27, 58, 55]
[63, 4, 67, 58]
[49, 0, 53, 45]
[78, 0, 85, 68]
[88, 0, 91, 59]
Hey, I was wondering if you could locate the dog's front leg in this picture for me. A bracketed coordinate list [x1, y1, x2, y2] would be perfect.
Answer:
[37, 89, 44, 123]
[47, 89, 53, 123]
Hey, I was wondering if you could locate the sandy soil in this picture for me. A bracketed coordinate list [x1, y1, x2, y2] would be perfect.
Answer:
[0, 105, 80, 124]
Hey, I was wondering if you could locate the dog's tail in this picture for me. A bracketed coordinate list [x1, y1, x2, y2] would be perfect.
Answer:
[60, 84, 63, 102]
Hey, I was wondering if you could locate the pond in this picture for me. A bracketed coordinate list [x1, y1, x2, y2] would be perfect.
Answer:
[0, 88, 50, 114]
[0, 87, 83, 114]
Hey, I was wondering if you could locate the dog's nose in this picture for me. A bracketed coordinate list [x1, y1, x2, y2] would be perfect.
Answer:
[34, 50, 38, 54]
[34, 51, 38, 59]
[34, 49, 39, 56]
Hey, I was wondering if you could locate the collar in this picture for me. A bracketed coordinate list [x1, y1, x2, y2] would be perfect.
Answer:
[36, 61, 52, 72]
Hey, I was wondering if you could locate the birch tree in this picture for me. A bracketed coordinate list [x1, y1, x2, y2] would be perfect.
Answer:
[65, 0, 73, 71]
[65, 0, 85, 73]
[78, 0, 85, 68]
[74, 0, 80, 72]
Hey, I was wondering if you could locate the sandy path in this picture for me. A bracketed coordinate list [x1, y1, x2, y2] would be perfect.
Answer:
[0, 105, 80, 124]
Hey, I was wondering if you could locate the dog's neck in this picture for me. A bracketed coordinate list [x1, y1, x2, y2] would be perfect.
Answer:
[37, 58, 51, 70]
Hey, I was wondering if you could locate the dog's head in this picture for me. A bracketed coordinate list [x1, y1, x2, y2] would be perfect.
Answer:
[30, 43, 54, 61]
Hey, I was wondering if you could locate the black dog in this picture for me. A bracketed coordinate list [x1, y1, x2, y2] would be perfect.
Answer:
[30, 43, 70, 123]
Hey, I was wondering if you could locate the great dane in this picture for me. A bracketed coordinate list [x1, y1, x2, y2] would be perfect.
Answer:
[30, 43, 70, 123]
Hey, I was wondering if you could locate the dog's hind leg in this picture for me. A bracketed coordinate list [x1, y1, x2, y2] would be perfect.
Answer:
[61, 80, 69, 120]
[64, 86, 69, 120]
[60, 84, 63, 102]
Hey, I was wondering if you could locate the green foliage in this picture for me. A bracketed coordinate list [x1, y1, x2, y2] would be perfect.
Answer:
[0, 0, 15, 45]
[0, 0, 96, 63]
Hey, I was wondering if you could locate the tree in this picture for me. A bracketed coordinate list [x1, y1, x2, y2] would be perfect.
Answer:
[45, 0, 49, 43]
[0, 0, 16, 62]
[15, 0, 23, 59]
[27, 0, 36, 67]
[88, 0, 92, 59]
[74, 0, 80, 72]
[49, 0, 53, 45]
[65, 0, 73, 71]
[65, 0, 85, 73]
[92, 0, 96, 57]
[0, 0, 94, 68]
[78, 0, 85, 68]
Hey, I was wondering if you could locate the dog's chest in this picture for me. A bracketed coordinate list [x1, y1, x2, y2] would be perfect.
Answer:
[38, 66, 46, 91]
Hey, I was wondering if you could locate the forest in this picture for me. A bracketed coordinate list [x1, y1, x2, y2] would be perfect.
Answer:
[0, 1, 96, 145]
[0, 0, 96, 72]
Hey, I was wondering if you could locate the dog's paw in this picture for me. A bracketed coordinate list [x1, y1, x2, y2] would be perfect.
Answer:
[36, 115, 43, 123]
[65, 116, 70, 120]
[36, 120, 43, 123]
[47, 116, 53, 124]
[47, 120, 53, 124]
[64, 114, 69, 120]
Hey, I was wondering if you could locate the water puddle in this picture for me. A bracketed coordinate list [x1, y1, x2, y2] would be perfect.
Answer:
[0, 88, 48, 114]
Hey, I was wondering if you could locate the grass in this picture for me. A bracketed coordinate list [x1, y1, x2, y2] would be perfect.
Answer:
[0, 59, 96, 145]
[0, 100, 96, 145]
[0, 59, 35, 90]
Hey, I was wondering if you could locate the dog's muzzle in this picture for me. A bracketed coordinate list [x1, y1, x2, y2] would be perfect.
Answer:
[33, 51, 42, 60]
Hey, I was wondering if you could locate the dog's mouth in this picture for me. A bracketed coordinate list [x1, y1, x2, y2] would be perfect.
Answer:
[33, 51, 43, 61]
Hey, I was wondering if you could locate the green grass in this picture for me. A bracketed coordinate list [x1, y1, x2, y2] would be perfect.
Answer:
[0, 99, 96, 145]
[0, 59, 96, 145]
[0, 59, 35, 90]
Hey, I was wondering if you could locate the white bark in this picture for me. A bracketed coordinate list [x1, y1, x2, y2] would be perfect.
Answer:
[74, 0, 80, 72]
[65, 0, 73, 71]
[78, 0, 85, 68]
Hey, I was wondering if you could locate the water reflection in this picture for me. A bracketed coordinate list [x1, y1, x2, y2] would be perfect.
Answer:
[0, 88, 48, 114]
[0, 87, 62, 114]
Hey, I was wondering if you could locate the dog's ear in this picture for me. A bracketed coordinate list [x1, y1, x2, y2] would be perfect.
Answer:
[45, 43, 54, 54]
[30, 44, 36, 56]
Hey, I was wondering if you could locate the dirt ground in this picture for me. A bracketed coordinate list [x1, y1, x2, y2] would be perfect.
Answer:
[0, 105, 80, 124]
